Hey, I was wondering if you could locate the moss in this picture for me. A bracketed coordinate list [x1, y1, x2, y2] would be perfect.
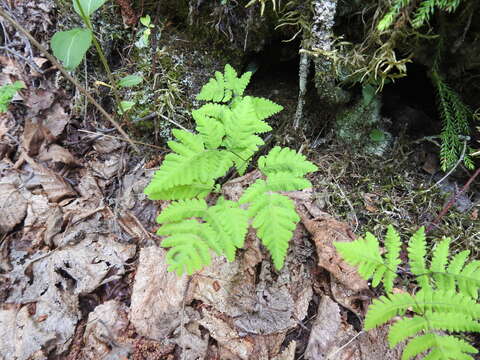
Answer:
[334, 91, 382, 145]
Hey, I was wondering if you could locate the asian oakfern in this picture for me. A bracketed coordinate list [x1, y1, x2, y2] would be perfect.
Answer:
[335, 226, 480, 360]
[144, 64, 317, 275]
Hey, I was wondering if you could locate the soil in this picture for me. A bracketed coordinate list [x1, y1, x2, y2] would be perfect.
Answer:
[1, 1, 479, 360]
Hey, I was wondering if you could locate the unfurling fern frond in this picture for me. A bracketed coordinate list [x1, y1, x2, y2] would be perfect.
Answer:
[334, 225, 401, 292]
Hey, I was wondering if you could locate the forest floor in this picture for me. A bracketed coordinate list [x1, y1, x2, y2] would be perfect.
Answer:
[1, 1, 479, 359]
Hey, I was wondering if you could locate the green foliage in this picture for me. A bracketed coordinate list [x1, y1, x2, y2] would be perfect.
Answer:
[117, 75, 143, 88]
[51, 0, 107, 70]
[145, 64, 317, 275]
[378, 0, 464, 30]
[335, 226, 480, 360]
[0, 81, 25, 113]
[431, 70, 474, 171]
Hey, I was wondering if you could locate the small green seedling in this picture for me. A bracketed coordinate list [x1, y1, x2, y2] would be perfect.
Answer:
[136, 15, 155, 48]
[0, 81, 25, 113]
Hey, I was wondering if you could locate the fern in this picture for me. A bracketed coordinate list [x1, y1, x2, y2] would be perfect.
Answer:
[334, 225, 401, 292]
[144, 64, 316, 275]
[378, 0, 464, 30]
[335, 226, 480, 359]
[431, 70, 474, 171]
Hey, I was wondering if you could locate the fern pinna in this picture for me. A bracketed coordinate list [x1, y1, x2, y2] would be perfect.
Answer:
[144, 64, 317, 275]
[335, 226, 480, 360]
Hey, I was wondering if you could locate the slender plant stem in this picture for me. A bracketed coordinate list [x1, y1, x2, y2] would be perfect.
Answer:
[426, 166, 480, 233]
[73, 0, 126, 121]
[0, 6, 138, 152]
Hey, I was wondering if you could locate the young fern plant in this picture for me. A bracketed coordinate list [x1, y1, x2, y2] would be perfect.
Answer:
[144, 64, 317, 275]
[335, 226, 480, 360]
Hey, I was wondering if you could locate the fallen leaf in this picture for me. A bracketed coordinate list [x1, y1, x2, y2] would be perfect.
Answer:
[299, 212, 369, 292]
[37, 144, 79, 165]
[25, 156, 76, 203]
[0, 183, 27, 233]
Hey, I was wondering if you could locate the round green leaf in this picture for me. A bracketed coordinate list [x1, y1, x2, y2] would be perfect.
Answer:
[51, 28, 92, 70]
[118, 75, 143, 88]
[73, 0, 108, 18]
[140, 15, 151, 27]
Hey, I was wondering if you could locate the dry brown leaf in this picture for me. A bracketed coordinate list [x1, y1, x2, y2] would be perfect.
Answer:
[0, 183, 27, 233]
[304, 296, 341, 359]
[130, 246, 190, 341]
[37, 144, 79, 165]
[24, 89, 54, 111]
[25, 156, 76, 203]
[299, 212, 369, 292]
[43, 103, 69, 137]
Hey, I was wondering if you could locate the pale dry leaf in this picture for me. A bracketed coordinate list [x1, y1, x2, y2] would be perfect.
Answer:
[130, 246, 190, 340]
[37, 144, 79, 165]
[304, 296, 341, 360]
[299, 212, 369, 292]
[25, 157, 76, 203]
[0, 183, 27, 233]
[43, 103, 69, 137]
[24, 89, 54, 111]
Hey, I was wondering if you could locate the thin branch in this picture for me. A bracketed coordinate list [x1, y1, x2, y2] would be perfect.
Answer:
[426, 166, 480, 233]
[0, 6, 139, 153]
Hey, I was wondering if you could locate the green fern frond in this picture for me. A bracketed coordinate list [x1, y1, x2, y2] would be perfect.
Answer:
[377, 0, 410, 31]
[224, 64, 252, 98]
[365, 289, 480, 330]
[156, 198, 208, 223]
[196, 64, 253, 102]
[402, 334, 478, 360]
[383, 225, 402, 293]
[197, 70, 229, 102]
[248, 97, 284, 122]
[407, 226, 430, 289]
[334, 226, 401, 292]
[159, 219, 219, 276]
[144, 130, 233, 200]
[146, 182, 215, 201]
[389, 312, 480, 347]
[258, 146, 318, 177]
[204, 199, 249, 261]
[248, 193, 299, 270]
[365, 291, 416, 329]
[431, 70, 473, 171]
[412, 0, 436, 28]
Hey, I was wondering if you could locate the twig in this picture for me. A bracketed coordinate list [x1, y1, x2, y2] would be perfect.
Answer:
[0, 6, 139, 153]
[426, 166, 480, 233]
[134, 112, 191, 132]
[77, 129, 167, 151]
[426, 138, 467, 192]
[326, 330, 364, 359]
